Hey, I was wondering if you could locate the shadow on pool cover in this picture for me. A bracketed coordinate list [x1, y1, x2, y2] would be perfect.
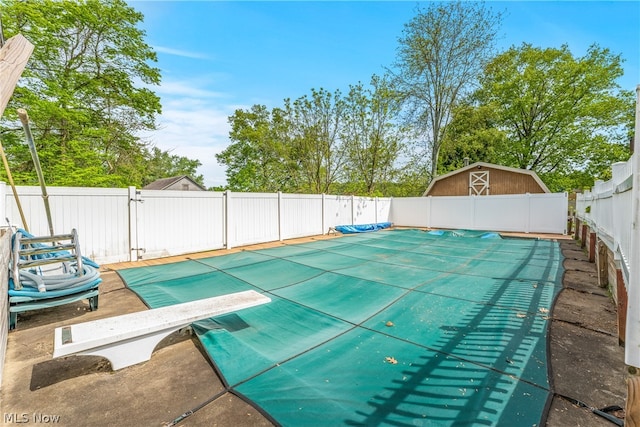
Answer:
[119, 228, 563, 426]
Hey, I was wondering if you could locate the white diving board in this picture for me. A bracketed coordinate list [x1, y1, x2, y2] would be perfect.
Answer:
[53, 290, 270, 370]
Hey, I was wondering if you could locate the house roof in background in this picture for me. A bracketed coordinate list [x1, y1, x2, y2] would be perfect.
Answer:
[143, 175, 206, 191]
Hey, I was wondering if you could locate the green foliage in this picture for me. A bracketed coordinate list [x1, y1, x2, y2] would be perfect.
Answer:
[218, 80, 411, 196]
[0, 0, 201, 188]
[285, 88, 347, 194]
[216, 105, 293, 192]
[143, 147, 204, 188]
[475, 43, 633, 190]
[342, 75, 407, 194]
[438, 103, 507, 173]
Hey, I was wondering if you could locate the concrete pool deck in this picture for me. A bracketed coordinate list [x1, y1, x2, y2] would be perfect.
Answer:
[0, 232, 628, 426]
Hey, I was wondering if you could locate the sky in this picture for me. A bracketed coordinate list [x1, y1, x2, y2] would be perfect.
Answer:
[129, 1, 640, 188]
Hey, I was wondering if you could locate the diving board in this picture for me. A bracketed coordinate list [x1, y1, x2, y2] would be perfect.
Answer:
[53, 290, 270, 370]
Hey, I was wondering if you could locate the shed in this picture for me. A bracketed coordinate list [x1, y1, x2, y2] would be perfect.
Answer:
[143, 176, 206, 191]
[423, 162, 550, 196]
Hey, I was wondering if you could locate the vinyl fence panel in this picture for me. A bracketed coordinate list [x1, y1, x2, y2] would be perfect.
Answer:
[473, 194, 529, 232]
[376, 198, 392, 224]
[134, 189, 225, 260]
[389, 193, 567, 234]
[389, 197, 429, 227]
[430, 196, 475, 230]
[280, 194, 324, 240]
[528, 193, 569, 234]
[2, 184, 130, 264]
[228, 192, 279, 248]
[323, 195, 354, 230]
[353, 196, 378, 224]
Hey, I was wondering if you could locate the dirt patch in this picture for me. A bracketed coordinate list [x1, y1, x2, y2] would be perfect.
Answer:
[546, 239, 627, 426]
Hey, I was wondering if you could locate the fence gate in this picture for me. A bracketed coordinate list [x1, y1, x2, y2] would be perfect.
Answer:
[128, 188, 227, 261]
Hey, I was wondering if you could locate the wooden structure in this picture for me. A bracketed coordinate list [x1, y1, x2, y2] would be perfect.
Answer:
[0, 33, 33, 386]
[0, 34, 34, 118]
[423, 162, 550, 197]
[143, 175, 206, 191]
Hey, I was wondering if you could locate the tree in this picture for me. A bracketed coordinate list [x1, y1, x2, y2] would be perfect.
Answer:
[391, 1, 502, 182]
[476, 43, 633, 190]
[285, 88, 346, 194]
[437, 102, 507, 173]
[216, 105, 294, 192]
[143, 147, 203, 188]
[341, 75, 406, 195]
[0, 0, 170, 187]
[218, 80, 413, 196]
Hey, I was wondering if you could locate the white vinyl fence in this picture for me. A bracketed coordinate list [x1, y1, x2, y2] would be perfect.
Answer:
[389, 193, 568, 234]
[576, 85, 640, 368]
[0, 183, 567, 266]
[0, 184, 395, 264]
[577, 159, 634, 279]
[576, 154, 639, 368]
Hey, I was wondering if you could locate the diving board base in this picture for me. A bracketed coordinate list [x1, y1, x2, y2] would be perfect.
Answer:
[53, 290, 270, 370]
[67, 327, 186, 370]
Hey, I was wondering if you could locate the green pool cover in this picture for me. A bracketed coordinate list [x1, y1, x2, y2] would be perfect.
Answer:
[118, 228, 564, 426]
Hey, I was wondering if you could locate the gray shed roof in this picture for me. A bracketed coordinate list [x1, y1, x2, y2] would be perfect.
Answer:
[143, 175, 206, 191]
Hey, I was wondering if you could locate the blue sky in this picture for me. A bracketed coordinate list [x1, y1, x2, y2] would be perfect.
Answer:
[129, 1, 640, 188]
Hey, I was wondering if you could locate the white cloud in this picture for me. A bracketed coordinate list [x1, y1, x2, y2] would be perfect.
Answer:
[139, 78, 248, 188]
[154, 45, 211, 60]
[145, 107, 231, 188]
[155, 80, 226, 99]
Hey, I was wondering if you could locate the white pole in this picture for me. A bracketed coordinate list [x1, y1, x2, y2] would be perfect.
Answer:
[225, 190, 232, 250]
[128, 186, 138, 262]
[351, 195, 355, 225]
[321, 193, 326, 234]
[626, 84, 640, 367]
[277, 191, 283, 242]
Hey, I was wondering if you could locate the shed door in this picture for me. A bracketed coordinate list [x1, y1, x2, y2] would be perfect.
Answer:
[469, 171, 490, 195]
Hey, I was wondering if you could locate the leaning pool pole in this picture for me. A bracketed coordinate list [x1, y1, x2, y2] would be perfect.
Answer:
[17, 108, 54, 237]
[0, 137, 29, 231]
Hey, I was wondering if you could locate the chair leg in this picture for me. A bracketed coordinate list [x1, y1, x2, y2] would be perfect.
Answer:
[88, 295, 99, 311]
[9, 312, 17, 330]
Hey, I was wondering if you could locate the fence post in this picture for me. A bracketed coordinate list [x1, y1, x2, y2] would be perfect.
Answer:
[525, 193, 531, 234]
[225, 190, 232, 250]
[470, 195, 476, 230]
[278, 191, 283, 242]
[618, 267, 629, 346]
[351, 195, 355, 225]
[322, 193, 326, 234]
[589, 231, 596, 263]
[564, 192, 569, 235]
[375, 197, 378, 224]
[128, 186, 138, 262]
